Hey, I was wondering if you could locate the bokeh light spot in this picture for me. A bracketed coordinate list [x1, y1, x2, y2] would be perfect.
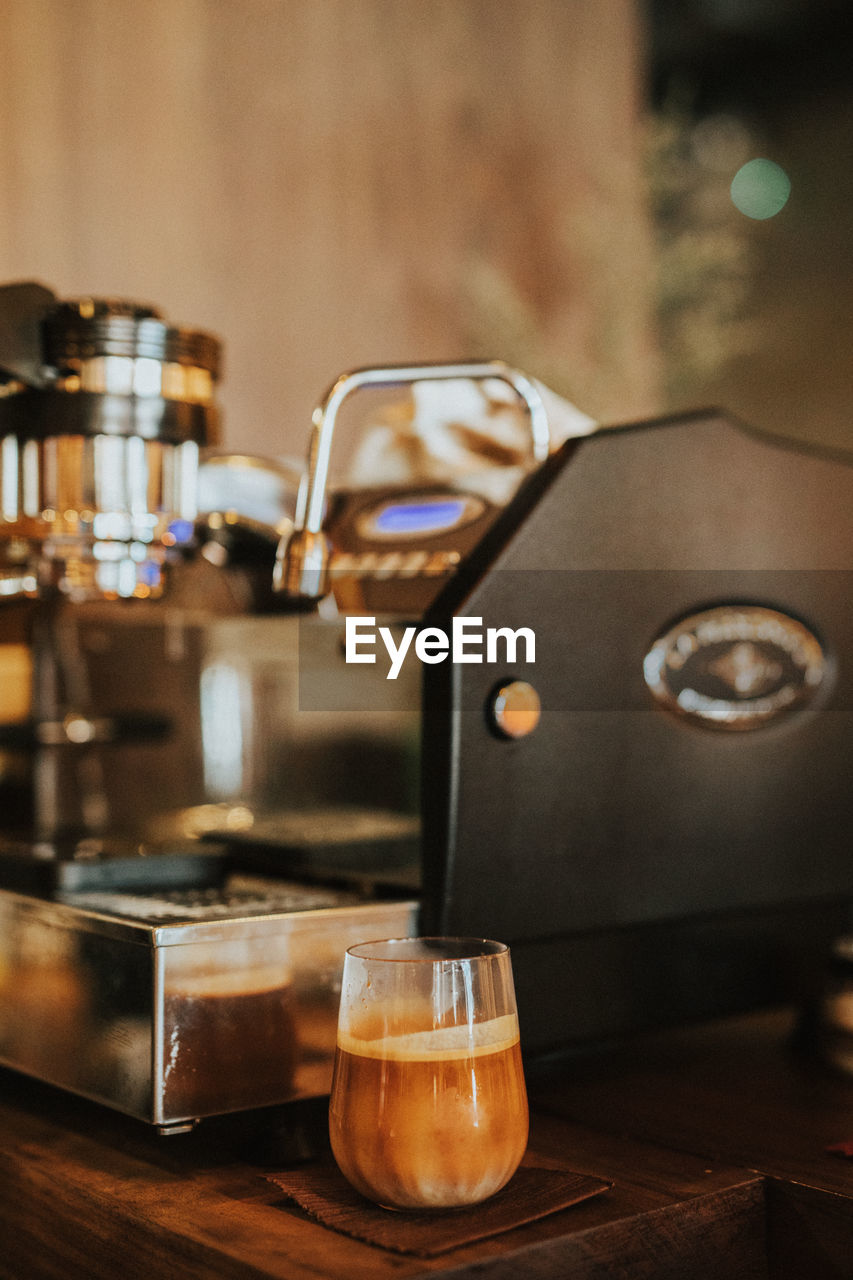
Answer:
[730, 158, 791, 220]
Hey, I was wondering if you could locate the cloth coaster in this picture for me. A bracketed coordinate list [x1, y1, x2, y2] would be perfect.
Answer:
[266, 1158, 612, 1257]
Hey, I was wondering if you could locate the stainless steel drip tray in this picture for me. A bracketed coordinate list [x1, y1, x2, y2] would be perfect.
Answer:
[0, 870, 418, 1131]
[54, 872, 363, 924]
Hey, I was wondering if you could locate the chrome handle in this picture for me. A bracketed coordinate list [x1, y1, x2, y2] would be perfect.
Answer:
[274, 359, 551, 600]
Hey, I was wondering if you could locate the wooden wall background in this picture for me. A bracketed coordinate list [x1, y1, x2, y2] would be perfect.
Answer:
[0, 0, 659, 460]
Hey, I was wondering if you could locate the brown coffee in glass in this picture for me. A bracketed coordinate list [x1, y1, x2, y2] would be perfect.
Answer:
[329, 937, 528, 1210]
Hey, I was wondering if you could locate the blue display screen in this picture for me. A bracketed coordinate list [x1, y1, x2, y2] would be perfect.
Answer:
[167, 518, 196, 545]
[373, 499, 468, 536]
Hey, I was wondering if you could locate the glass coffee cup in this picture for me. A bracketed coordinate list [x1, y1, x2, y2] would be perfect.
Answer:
[328, 937, 529, 1210]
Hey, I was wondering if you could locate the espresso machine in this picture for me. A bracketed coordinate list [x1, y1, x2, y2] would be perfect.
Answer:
[2, 280, 853, 1134]
[272, 369, 853, 1061]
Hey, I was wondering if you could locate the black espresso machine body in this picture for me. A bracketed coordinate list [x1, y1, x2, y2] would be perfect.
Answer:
[416, 410, 853, 1053]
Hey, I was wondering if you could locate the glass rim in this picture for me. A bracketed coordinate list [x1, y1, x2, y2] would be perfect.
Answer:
[345, 936, 509, 963]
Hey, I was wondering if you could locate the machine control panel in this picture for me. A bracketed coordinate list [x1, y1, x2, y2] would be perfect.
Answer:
[322, 484, 498, 611]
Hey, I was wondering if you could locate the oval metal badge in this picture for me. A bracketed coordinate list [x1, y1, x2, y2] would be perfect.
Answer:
[643, 605, 826, 730]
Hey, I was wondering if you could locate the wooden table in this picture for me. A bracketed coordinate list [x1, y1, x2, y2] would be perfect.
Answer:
[3, 1008, 853, 1279]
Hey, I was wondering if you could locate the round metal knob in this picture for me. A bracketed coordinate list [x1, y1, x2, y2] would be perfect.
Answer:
[489, 680, 541, 739]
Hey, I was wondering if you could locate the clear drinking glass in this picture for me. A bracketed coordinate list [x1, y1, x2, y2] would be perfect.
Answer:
[328, 937, 529, 1210]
